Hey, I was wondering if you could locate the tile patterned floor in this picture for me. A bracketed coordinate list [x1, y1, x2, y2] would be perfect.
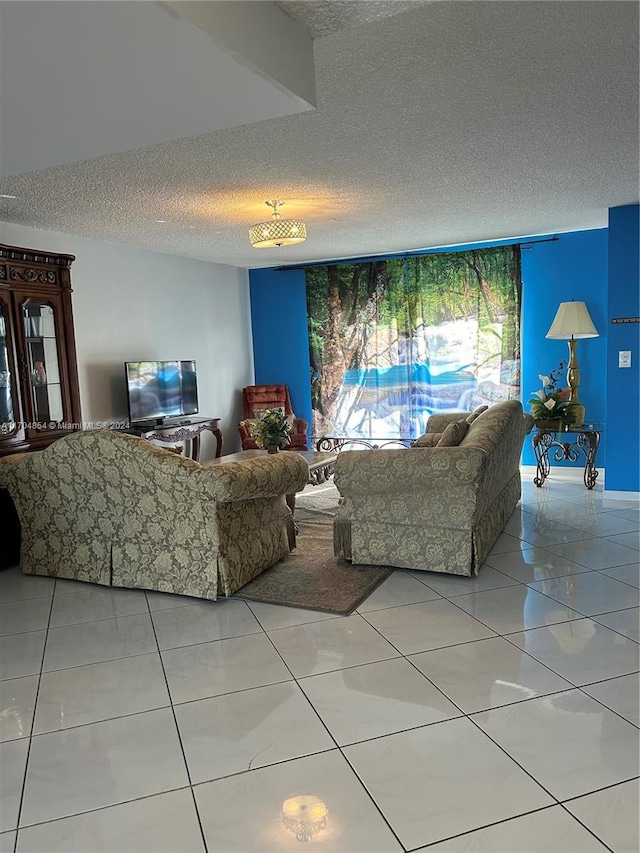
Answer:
[0, 472, 638, 852]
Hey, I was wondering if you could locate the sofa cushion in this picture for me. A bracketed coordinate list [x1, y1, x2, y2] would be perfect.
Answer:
[437, 419, 469, 447]
[466, 405, 489, 425]
[462, 400, 522, 455]
[413, 432, 442, 447]
[240, 417, 260, 435]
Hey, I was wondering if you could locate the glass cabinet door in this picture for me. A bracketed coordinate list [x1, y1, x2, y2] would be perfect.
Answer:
[22, 301, 64, 425]
[0, 298, 17, 435]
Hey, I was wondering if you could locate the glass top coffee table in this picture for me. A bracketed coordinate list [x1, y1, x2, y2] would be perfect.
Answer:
[208, 448, 337, 484]
[314, 434, 413, 451]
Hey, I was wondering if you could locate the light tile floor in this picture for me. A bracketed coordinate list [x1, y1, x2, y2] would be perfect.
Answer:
[0, 471, 639, 852]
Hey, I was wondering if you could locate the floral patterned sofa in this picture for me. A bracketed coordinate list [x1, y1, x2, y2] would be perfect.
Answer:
[0, 430, 309, 599]
[333, 401, 533, 577]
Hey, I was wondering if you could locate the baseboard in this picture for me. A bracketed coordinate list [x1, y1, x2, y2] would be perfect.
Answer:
[520, 465, 606, 488]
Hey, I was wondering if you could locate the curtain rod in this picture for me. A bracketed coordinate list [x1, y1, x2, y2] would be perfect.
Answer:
[520, 235, 560, 250]
[273, 235, 558, 271]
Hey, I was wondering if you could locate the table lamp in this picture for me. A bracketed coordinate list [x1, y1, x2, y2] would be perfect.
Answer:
[546, 301, 599, 427]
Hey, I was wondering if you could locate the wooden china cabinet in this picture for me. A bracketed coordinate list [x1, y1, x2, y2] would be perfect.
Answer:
[0, 243, 81, 454]
[0, 242, 82, 567]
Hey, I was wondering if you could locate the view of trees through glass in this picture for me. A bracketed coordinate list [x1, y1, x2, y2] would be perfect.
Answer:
[306, 245, 522, 438]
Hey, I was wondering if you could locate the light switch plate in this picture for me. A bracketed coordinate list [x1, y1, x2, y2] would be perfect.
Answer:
[619, 350, 632, 368]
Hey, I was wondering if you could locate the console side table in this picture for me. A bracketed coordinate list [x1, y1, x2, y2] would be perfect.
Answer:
[132, 417, 223, 462]
[532, 422, 603, 490]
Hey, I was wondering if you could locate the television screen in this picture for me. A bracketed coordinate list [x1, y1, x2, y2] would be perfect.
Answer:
[125, 360, 199, 424]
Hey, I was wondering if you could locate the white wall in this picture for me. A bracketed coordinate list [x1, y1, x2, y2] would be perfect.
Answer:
[0, 221, 254, 458]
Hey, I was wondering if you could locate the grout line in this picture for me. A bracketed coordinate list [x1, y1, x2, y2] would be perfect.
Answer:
[555, 803, 618, 853]
[12, 577, 57, 850]
[12, 785, 194, 835]
[143, 590, 210, 853]
[462, 712, 566, 806]
[33, 626, 266, 677]
[29, 702, 173, 739]
[404, 801, 616, 853]
[245, 600, 342, 630]
[574, 685, 640, 730]
[332, 749, 407, 851]
[17, 661, 640, 742]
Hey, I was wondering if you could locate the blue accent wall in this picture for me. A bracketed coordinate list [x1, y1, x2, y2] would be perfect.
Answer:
[249, 215, 638, 490]
[249, 266, 312, 426]
[520, 229, 608, 466]
[605, 204, 640, 491]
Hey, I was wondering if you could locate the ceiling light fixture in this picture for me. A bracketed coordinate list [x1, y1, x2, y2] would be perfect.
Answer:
[249, 200, 307, 248]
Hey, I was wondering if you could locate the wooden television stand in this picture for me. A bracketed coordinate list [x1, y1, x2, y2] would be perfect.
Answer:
[128, 417, 223, 461]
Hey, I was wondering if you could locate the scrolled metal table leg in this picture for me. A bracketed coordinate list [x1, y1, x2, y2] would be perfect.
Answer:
[533, 432, 551, 487]
[583, 432, 600, 490]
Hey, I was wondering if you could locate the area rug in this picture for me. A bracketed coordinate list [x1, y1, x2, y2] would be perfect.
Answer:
[234, 491, 392, 615]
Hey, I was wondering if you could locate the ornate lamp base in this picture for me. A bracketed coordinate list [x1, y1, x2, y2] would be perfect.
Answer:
[565, 401, 585, 427]
[565, 339, 585, 427]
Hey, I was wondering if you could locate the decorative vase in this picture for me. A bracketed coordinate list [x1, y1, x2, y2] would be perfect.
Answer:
[266, 444, 279, 454]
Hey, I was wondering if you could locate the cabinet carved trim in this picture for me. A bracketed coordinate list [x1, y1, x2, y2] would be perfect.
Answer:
[9, 267, 57, 284]
[0, 245, 74, 268]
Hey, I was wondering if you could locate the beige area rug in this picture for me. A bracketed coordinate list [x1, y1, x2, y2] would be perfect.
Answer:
[234, 484, 392, 616]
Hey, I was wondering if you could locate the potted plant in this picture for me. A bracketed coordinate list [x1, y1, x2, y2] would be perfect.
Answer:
[254, 409, 292, 452]
[528, 361, 575, 429]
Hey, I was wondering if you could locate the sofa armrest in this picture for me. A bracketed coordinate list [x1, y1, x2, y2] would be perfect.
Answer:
[292, 417, 308, 436]
[0, 452, 37, 489]
[200, 453, 309, 502]
[334, 446, 486, 496]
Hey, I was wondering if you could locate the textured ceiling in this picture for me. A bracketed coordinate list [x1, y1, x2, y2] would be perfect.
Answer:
[0, 1, 638, 269]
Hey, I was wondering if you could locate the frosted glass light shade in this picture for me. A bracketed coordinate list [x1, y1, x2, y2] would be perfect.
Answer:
[546, 301, 599, 339]
[249, 218, 307, 248]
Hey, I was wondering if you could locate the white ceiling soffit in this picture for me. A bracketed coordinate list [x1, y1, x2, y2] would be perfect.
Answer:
[0, 1, 315, 178]
[165, 1, 316, 106]
[0, 1, 638, 268]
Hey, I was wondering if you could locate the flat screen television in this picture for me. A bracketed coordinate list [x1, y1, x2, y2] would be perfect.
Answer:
[125, 360, 199, 425]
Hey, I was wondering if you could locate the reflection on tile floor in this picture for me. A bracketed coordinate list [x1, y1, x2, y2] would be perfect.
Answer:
[0, 473, 638, 851]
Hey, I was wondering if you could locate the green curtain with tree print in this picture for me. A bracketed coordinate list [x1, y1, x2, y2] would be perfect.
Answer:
[305, 245, 521, 438]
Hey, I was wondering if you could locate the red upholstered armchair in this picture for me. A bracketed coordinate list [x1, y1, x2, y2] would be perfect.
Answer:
[238, 385, 309, 451]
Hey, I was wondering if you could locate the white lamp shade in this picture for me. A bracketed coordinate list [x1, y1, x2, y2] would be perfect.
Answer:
[546, 301, 599, 339]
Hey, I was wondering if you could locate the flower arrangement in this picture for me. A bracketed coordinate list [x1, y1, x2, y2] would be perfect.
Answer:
[253, 408, 292, 451]
[528, 361, 575, 424]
